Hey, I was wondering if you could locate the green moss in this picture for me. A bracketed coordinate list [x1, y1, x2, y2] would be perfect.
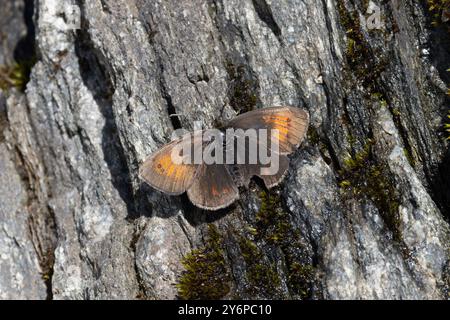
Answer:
[336, 0, 387, 94]
[307, 127, 333, 165]
[238, 236, 282, 297]
[307, 127, 321, 145]
[338, 140, 402, 242]
[426, 0, 450, 26]
[403, 148, 416, 167]
[256, 191, 291, 246]
[288, 262, 315, 298]
[225, 61, 258, 114]
[235, 192, 285, 297]
[177, 224, 231, 300]
[0, 57, 36, 92]
[337, 0, 366, 66]
[245, 226, 258, 236]
[249, 191, 316, 299]
[347, 134, 357, 147]
[391, 107, 401, 116]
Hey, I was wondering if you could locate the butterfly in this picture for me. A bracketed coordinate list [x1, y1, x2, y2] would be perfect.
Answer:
[139, 106, 309, 210]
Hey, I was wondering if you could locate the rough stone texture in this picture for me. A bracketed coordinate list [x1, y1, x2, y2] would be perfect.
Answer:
[0, 0, 449, 299]
[0, 141, 47, 300]
[0, 1, 26, 65]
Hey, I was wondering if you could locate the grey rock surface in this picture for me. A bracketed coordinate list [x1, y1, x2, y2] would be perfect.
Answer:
[0, 0, 27, 65]
[0, 140, 47, 300]
[0, 0, 449, 299]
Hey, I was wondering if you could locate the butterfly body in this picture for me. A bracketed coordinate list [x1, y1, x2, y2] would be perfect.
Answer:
[139, 106, 309, 210]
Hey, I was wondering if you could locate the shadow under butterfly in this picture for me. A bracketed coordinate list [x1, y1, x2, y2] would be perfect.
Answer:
[139, 106, 309, 210]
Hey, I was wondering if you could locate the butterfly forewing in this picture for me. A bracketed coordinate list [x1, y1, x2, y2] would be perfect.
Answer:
[224, 106, 308, 189]
[227, 106, 309, 154]
[139, 132, 203, 195]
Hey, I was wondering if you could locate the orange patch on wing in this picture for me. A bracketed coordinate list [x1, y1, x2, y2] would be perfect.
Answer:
[270, 127, 289, 145]
[263, 115, 289, 123]
[155, 153, 182, 179]
[273, 125, 289, 135]
[211, 185, 220, 196]
[270, 117, 289, 122]
[157, 153, 174, 171]
[263, 116, 291, 137]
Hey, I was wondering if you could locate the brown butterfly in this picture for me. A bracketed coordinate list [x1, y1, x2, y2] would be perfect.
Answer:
[139, 106, 309, 210]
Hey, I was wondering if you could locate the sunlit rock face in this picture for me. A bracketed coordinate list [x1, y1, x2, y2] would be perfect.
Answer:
[0, 0, 448, 299]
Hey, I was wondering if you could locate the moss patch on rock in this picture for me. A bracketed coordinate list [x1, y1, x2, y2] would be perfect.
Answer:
[177, 224, 231, 300]
[225, 61, 258, 114]
[255, 191, 291, 245]
[338, 140, 402, 242]
[238, 236, 282, 297]
[240, 191, 317, 299]
[0, 57, 36, 92]
[336, 0, 387, 94]
[445, 111, 450, 140]
[288, 262, 316, 298]
[426, 0, 450, 26]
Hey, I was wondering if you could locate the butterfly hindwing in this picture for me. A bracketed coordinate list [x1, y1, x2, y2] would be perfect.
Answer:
[259, 155, 290, 188]
[187, 163, 239, 210]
